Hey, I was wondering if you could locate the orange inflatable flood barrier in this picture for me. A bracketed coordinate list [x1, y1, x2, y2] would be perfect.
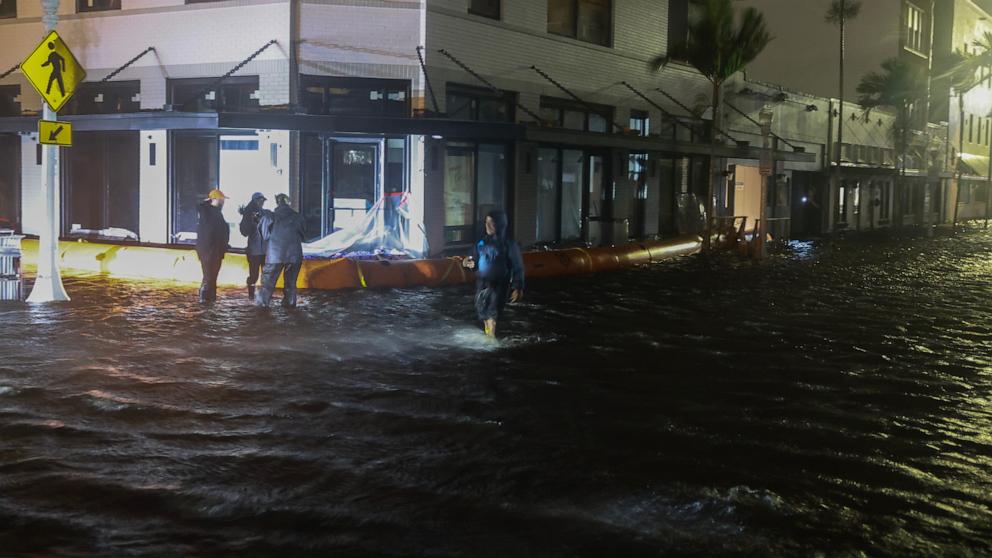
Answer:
[18, 234, 701, 291]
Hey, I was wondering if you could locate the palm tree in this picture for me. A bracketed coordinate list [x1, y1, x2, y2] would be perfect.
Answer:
[654, 0, 771, 252]
[825, 1, 862, 171]
[857, 58, 927, 226]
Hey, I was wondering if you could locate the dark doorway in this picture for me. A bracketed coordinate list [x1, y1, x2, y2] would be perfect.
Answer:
[62, 132, 139, 239]
[171, 131, 219, 243]
[790, 172, 824, 238]
[0, 133, 19, 230]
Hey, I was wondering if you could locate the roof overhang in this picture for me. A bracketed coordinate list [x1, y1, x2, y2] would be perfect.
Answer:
[0, 112, 817, 162]
[524, 127, 816, 162]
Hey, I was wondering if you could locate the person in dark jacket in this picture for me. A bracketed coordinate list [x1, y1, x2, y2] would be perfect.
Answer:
[238, 192, 267, 300]
[256, 193, 307, 307]
[461, 210, 525, 337]
[196, 188, 231, 304]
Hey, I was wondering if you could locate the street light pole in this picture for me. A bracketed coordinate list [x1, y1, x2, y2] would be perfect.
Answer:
[26, 0, 69, 303]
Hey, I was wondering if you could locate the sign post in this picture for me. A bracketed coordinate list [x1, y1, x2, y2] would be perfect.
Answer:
[21, 2, 85, 302]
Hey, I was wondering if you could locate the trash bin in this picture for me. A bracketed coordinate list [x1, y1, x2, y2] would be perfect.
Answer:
[0, 230, 24, 301]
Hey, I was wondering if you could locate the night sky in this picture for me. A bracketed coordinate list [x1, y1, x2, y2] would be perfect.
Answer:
[738, 0, 899, 101]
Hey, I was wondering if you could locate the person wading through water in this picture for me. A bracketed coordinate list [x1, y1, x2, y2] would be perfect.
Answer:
[196, 188, 230, 304]
[256, 193, 306, 307]
[462, 210, 525, 337]
[238, 192, 267, 300]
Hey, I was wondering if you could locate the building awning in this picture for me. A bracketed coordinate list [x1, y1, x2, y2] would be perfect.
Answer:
[957, 156, 990, 181]
[0, 111, 523, 140]
[525, 127, 816, 162]
[0, 111, 816, 162]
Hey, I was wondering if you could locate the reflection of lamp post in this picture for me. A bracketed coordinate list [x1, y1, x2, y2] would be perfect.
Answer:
[757, 105, 774, 259]
[26, 0, 69, 302]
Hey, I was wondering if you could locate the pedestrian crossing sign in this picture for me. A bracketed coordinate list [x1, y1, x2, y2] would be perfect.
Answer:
[21, 31, 86, 112]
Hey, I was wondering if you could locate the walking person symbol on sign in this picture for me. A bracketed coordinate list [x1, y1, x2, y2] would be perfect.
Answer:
[41, 42, 66, 98]
[20, 31, 86, 112]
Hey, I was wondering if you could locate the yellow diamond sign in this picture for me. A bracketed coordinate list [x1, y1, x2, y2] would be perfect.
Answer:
[21, 30, 86, 112]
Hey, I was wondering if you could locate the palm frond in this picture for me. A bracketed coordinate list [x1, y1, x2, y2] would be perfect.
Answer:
[825, 0, 862, 25]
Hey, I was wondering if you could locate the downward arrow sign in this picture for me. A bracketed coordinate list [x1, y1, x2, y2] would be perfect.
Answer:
[48, 125, 64, 142]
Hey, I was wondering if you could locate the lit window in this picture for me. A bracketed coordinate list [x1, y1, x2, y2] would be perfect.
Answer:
[630, 110, 649, 136]
[904, 2, 926, 52]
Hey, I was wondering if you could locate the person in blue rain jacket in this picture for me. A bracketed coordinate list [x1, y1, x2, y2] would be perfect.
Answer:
[462, 210, 525, 338]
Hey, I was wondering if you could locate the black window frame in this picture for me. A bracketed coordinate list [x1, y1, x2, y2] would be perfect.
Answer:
[0, 85, 20, 117]
[539, 96, 613, 133]
[167, 76, 261, 113]
[629, 109, 649, 136]
[0, 0, 16, 19]
[300, 75, 410, 117]
[548, 0, 613, 47]
[468, 0, 500, 19]
[60, 80, 141, 115]
[0, 132, 21, 232]
[445, 83, 515, 122]
[442, 141, 512, 248]
[77, 0, 121, 12]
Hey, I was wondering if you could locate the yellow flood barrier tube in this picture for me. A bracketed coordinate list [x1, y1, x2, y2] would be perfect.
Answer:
[18, 234, 701, 291]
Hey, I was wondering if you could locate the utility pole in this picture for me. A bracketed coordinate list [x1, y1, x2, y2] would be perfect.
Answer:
[27, 0, 69, 303]
[757, 105, 774, 259]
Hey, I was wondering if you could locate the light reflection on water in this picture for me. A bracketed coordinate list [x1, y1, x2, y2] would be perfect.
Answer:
[1, 231, 991, 556]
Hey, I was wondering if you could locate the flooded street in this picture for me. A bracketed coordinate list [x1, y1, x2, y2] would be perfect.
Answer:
[1, 232, 991, 557]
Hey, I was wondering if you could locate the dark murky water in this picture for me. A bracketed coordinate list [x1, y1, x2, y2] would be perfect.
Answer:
[1, 231, 991, 557]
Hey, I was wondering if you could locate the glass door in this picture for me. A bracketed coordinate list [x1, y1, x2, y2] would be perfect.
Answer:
[329, 142, 379, 233]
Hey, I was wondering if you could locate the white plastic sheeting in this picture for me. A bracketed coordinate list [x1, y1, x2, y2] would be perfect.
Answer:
[303, 193, 427, 259]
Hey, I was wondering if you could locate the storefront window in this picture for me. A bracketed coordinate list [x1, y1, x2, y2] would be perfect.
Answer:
[477, 144, 506, 226]
[560, 150, 584, 240]
[443, 142, 507, 245]
[63, 132, 140, 240]
[444, 143, 475, 243]
[537, 148, 559, 243]
[301, 134, 324, 240]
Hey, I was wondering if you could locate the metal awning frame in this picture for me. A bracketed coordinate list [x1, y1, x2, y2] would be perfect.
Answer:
[0, 111, 816, 162]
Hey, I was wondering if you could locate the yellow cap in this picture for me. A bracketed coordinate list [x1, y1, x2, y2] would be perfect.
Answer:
[206, 189, 229, 200]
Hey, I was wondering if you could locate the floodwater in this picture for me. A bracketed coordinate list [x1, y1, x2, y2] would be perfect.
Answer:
[1, 231, 991, 557]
